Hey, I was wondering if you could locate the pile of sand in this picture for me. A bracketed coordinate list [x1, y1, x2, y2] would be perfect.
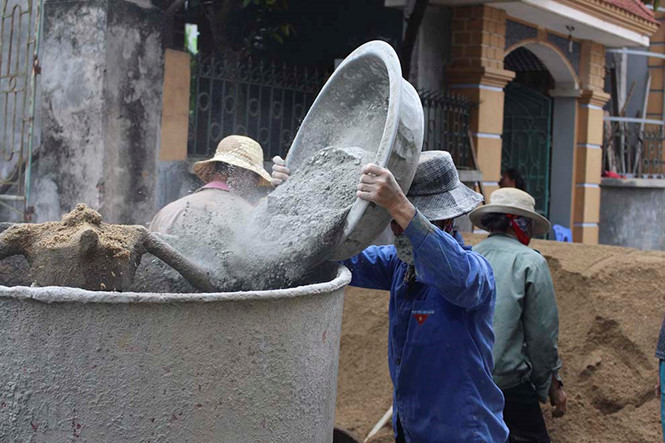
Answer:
[1, 204, 140, 262]
[335, 235, 665, 442]
[0, 204, 144, 290]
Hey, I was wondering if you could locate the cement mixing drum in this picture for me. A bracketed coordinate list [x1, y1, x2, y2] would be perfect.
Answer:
[0, 264, 351, 442]
[285, 40, 424, 260]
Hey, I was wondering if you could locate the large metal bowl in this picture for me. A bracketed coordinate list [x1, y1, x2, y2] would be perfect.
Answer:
[286, 41, 424, 260]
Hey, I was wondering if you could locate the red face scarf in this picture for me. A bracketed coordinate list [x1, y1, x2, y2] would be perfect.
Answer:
[506, 214, 531, 246]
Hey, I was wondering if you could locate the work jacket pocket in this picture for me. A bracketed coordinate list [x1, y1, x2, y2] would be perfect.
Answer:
[406, 299, 445, 346]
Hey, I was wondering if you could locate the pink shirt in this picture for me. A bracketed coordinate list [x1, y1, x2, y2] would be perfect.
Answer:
[200, 181, 231, 192]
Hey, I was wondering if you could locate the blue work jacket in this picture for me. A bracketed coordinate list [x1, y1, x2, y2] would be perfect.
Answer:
[343, 211, 508, 442]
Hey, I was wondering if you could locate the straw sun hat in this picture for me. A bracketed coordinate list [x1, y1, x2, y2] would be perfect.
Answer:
[193, 135, 272, 186]
[469, 187, 551, 236]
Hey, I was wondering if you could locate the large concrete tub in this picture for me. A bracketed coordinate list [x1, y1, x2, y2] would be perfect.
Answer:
[0, 265, 351, 442]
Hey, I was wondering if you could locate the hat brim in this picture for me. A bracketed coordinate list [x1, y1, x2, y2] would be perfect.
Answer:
[193, 156, 272, 187]
[408, 182, 484, 221]
[468, 204, 552, 236]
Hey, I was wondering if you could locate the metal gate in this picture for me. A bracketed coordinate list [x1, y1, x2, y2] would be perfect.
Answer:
[0, 0, 42, 221]
[188, 55, 326, 160]
[502, 82, 552, 216]
[188, 56, 475, 164]
[420, 90, 473, 169]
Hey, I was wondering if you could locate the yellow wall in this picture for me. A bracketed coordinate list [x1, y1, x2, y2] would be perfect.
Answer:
[159, 49, 191, 162]
[447, 6, 608, 243]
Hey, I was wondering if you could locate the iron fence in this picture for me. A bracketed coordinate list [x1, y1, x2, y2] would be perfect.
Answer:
[604, 121, 665, 177]
[188, 56, 474, 167]
[419, 89, 473, 169]
[188, 55, 326, 160]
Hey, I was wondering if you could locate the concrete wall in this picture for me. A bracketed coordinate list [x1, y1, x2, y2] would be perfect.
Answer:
[599, 178, 665, 250]
[34, 0, 164, 224]
[413, 5, 451, 91]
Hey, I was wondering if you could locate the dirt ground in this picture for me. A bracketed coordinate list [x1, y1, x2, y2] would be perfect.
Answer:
[335, 234, 665, 442]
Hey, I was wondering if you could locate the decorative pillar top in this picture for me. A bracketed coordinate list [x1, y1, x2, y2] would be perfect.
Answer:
[579, 89, 611, 108]
[446, 66, 515, 89]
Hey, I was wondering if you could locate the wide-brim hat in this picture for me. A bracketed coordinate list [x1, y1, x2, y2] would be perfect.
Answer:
[468, 187, 551, 236]
[407, 151, 484, 220]
[193, 135, 272, 186]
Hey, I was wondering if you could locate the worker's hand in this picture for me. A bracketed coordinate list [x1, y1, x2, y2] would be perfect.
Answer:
[549, 381, 567, 418]
[271, 156, 290, 187]
[357, 164, 415, 229]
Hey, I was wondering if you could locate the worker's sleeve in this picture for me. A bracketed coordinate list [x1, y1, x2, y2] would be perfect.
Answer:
[341, 245, 395, 291]
[403, 210, 495, 310]
[523, 255, 563, 403]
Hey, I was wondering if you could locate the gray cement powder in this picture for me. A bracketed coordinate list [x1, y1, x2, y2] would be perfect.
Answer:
[133, 146, 372, 293]
[229, 146, 372, 290]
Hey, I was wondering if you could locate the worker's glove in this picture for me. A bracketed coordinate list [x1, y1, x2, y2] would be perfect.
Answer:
[271, 156, 290, 187]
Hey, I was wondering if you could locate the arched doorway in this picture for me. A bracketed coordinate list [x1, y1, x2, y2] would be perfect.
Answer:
[503, 48, 554, 216]
[503, 42, 579, 226]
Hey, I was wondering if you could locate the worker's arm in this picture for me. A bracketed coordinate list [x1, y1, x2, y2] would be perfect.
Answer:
[341, 246, 396, 291]
[357, 164, 494, 309]
[523, 255, 563, 403]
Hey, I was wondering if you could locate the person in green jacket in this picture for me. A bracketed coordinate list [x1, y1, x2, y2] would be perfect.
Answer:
[469, 187, 567, 443]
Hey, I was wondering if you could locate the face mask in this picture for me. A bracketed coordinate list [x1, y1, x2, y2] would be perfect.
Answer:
[506, 214, 533, 246]
[433, 219, 455, 234]
[393, 233, 414, 265]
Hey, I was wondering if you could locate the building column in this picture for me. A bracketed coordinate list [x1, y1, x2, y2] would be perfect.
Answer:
[573, 90, 608, 243]
[549, 91, 579, 231]
[37, 0, 164, 224]
[446, 5, 514, 200]
[572, 41, 609, 243]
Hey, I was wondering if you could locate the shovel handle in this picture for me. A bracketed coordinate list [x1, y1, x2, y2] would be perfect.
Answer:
[144, 231, 217, 292]
[364, 406, 393, 442]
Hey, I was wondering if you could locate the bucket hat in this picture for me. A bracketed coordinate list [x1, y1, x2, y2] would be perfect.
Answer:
[468, 188, 551, 236]
[407, 151, 484, 220]
[193, 135, 272, 186]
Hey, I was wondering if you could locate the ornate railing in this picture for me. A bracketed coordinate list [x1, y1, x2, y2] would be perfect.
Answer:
[188, 55, 326, 160]
[604, 121, 665, 178]
[419, 89, 473, 169]
[188, 55, 474, 167]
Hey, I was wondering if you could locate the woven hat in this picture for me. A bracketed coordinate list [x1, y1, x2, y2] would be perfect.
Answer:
[407, 151, 484, 220]
[193, 135, 272, 186]
[468, 188, 551, 236]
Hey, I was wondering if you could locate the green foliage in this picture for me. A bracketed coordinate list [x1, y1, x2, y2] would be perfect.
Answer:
[241, 0, 293, 52]
[185, 0, 293, 55]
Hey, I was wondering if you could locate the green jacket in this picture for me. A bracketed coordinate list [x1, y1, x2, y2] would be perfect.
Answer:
[474, 234, 562, 402]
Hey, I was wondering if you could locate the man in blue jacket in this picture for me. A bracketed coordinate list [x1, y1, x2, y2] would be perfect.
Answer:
[273, 151, 508, 441]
